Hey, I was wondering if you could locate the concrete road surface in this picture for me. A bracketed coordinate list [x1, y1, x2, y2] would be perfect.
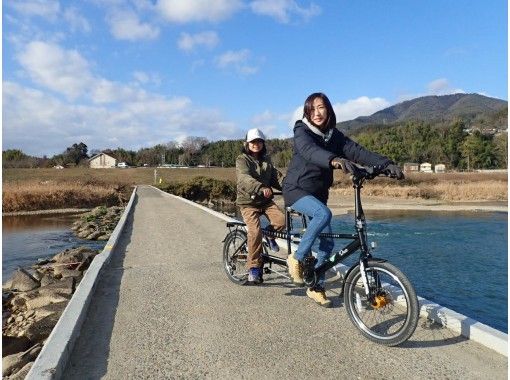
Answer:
[63, 185, 507, 379]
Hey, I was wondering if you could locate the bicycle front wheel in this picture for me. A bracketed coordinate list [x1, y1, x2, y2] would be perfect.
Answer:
[343, 259, 419, 346]
[223, 230, 248, 285]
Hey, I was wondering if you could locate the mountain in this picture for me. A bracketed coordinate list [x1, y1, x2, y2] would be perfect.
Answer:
[337, 93, 507, 134]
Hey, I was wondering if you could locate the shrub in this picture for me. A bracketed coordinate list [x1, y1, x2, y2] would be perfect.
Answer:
[157, 176, 236, 203]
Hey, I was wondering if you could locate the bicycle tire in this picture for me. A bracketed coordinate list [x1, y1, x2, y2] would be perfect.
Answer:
[223, 230, 249, 285]
[343, 259, 419, 346]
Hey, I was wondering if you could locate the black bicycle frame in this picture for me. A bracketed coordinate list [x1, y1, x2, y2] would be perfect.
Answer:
[308, 176, 372, 283]
[226, 175, 376, 287]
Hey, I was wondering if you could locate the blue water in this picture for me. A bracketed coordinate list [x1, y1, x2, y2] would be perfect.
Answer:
[2, 214, 106, 280]
[323, 210, 508, 333]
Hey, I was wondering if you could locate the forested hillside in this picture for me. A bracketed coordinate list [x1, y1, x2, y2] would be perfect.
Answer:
[337, 93, 507, 134]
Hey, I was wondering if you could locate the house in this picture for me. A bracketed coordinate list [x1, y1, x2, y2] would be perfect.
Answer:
[89, 153, 116, 169]
[434, 163, 446, 173]
[403, 163, 419, 173]
[419, 162, 433, 173]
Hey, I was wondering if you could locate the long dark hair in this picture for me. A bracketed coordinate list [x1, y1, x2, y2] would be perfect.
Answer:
[302, 92, 336, 129]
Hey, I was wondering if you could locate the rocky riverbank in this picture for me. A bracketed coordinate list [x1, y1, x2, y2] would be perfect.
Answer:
[2, 206, 126, 377]
[2, 247, 99, 378]
[71, 206, 125, 240]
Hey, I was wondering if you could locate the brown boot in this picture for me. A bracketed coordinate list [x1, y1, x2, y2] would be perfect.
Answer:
[306, 287, 331, 308]
[286, 253, 304, 286]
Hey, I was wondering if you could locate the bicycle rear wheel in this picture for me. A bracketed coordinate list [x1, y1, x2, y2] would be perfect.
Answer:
[343, 259, 419, 346]
[223, 230, 248, 285]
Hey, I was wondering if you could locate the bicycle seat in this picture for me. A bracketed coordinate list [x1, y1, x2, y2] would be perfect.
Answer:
[226, 221, 246, 227]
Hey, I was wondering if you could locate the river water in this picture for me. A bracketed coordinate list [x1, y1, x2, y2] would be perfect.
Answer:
[327, 210, 508, 333]
[2, 214, 105, 280]
[2, 210, 507, 333]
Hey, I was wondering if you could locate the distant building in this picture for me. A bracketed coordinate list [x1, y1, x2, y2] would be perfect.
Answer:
[403, 163, 419, 173]
[419, 162, 433, 173]
[434, 164, 446, 173]
[89, 153, 116, 169]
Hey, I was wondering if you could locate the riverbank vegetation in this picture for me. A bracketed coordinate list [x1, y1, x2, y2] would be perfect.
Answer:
[2, 168, 507, 212]
[2, 177, 129, 213]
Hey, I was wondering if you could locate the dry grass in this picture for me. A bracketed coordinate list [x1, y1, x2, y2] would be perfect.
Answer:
[2, 168, 507, 212]
[331, 172, 508, 201]
[2, 180, 125, 212]
[2, 167, 236, 186]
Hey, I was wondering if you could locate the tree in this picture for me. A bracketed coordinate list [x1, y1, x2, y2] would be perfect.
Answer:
[440, 121, 466, 168]
[63, 142, 88, 165]
[181, 136, 209, 165]
[460, 131, 494, 170]
[3, 149, 28, 162]
[2, 149, 38, 168]
[493, 133, 508, 168]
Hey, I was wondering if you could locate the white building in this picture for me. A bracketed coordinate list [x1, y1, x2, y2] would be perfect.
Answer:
[89, 153, 117, 169]
[419, 162, 433, 173]
[434, 164, 446, 173]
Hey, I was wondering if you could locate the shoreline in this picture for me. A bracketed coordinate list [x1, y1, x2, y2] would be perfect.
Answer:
[3, 208, 92, 217]
[2, 197, 507, 218]
[325, 195, 508, 215]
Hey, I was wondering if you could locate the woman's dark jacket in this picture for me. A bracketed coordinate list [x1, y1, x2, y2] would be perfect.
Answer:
[282, 120, 391, 207]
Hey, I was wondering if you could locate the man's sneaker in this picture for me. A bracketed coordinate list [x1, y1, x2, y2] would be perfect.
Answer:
[267, 238, 279, 252]
[306, 287, 331, 308]
[247, 267, 263, 284]
[286, 254, 304, 286]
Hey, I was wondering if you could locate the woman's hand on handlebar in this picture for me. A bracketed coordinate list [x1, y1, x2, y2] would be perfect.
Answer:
[330, 157, 361, 175]
[331, 158, 405, 180]
[384, 163, 405, 180]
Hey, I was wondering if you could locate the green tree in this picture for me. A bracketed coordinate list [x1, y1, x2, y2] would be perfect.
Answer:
[63, 142, 88, 165]
[460, 131, 495, 170]
[493, 133, 508, 168]
[3, 149, 28, 161]
[440, 121, 466, 168]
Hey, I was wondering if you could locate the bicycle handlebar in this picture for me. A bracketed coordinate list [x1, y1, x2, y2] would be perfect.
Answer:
[336, 163, 403, 181]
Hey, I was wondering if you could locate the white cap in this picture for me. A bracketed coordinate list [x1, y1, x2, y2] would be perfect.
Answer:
[246, 128, 266, 142]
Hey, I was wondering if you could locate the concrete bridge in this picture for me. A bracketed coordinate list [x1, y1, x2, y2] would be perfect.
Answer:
[28, 186, 507, 379]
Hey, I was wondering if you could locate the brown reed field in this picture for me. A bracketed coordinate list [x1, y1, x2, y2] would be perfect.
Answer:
[2, 167, 507, 212]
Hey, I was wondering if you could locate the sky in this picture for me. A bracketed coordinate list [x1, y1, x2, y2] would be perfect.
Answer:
[2, 0, 508, 157]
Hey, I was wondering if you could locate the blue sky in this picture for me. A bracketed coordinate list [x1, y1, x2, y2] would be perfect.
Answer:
[2, 0, 508, 157]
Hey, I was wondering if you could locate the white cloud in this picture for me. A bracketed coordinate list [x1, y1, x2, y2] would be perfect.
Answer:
[397, 79, 466, 101]
[108, 9, 160, 41]
[215, 49, 258, 75]
[64, 7, 91, 33]
[3, 81, 241, 157]
[427, 78, 465, 95]
[178, 31, 219, 52]
[8, 0, 60, 20]
[17, 41, 94, 99]
[250, 0, 321, 23]
[251, 110, 292, 138]
[333, 96, 390, 122]
[156, 0, 243, 23]
[132, 71, 162, 86]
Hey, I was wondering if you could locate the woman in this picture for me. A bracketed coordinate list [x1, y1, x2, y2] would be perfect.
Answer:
[236, 128, 286, 284]
[282, 92, 404, 307]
